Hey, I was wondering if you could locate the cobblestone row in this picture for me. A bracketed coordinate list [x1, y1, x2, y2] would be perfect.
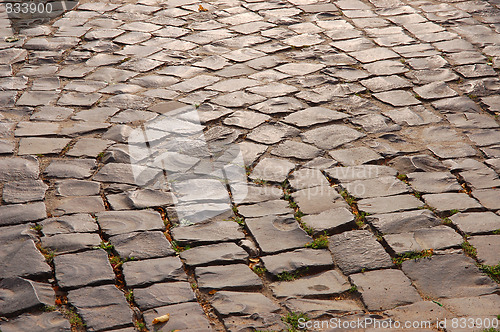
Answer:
[1, 0, 500, 330]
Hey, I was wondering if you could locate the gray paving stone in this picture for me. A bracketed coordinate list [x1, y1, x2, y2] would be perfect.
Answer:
[292, 186, 348, 214]
[143, 302, 212, 331]
[0, 278, 54, 316]
[180, 242, 248, 267]
[282, 107, 348, 127]
[270, 270, 350, 298]
[301, 207, 355, 235]
[343, 176, 410, 199]
[246, 214, 311, 254]
[368, 209, 441, 234]
[0, 311, 71, 332]
[329, 230, 393, 274]
[40, 214, 98, 235]
[109, 231, 174, 260]
[460, 168, 500, 190]
[2, 179, 48, 203]
[223, 110, 270, 129]
[56, 179, 100, 196]
[284, 298, 362, 319]
[51, 196, 105, 216]
[249, 158, 295, 183]
[235, 184, 283, 205]
[122, 256, 186, 287]
[133, 282, 195, 311]
[469, 235, 500, 265]
[18, 137, 71, 155]
[384, 301, 453, 327]
[41, 233, 102, 254]
[329, 147, 382, 166]
[96, 210, 164, 237]
[195, 264, 263, 291]
[301, 124, 365, 149]
[401, 254, 498, 299]
[222, 313, 286, 331]
[247, 122, 300, 145]
[440, 294, 500, 318]
[54, 249, 115, 289]
[31, 106, 74, 121]
[261, 248, 334, 276]
[350, 269, 422, 311]
[389, 154, 447, 173]
[271, 140, 322, 160]
[407, 172, 462, 194]
[171, 219, 244, 246]
[450, 212, 500, 236]
[414, 82, 458, 100]
[385, 225, 463, 254]
[16, 91, 58, 106]
[423, 193, 482, 213]
[211, 291, 280, 317]
[0, 201, 47, 226]
[373, 90, 421, 106]
[14, 121, 61, 136]
[326, 165, 397, 181]
[358, 194, 424, 214]
[44, 159, 96, 179]
[288, 168, 330, 190]
[472, 189, 500, 210]
[67, 285, 134, 332]
[360, 75, 412, 92]
[0, 239, 51, 279]
[428, 143, 477, 159]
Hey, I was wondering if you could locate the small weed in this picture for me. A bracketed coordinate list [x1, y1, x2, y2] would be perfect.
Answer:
[97, 151, 105, 159]
[480, 263, 500, 283]
[348, 285, 358, 293]
[252, 178, 268, 185]
[231, 205, 238, 214]
[413, 191, 422, 199]
[493, 229, 500, 235]
[482, 329, 500, 332]
[125, 290, 134, 302]
[289, 201, 298, 209]
[468, 93, 478, 100]
[135, 321, 146, 331]
[393, 249, 433, 265]
[95, 241, 114, 251]
[449, 209, 460, 216]
[43, 305, 58, 312]
[282, 312, 309, 331]
[397, 173, 408, 181]
[340, 190, 356, 205]
[253, 266, 267, 275]
[233, 216, 245, 226]
[171, 240, 188, 253]
[355, 211, 369, 228]
[294, 211, 304, 220]
[64, 308, 85, 327]
[414, 93, 422, 100]
[109, 256, 123, 269]
[37, 245, 56, 264]
[31, 224, 43, 232]
[461, 240, 477, 258]
[277, 271, 299, 281]
[442, 217, 453, 225]
[305, 234, 328, 249]
[191, 283, 198, 290]
[299, 221, 314, 236]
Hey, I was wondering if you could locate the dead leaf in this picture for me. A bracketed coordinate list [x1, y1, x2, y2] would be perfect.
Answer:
[152, 313, 170, 324]
[198, 4, 208, 11]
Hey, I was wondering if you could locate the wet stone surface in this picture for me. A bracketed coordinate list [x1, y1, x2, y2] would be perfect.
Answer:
[1, 0, 500, 329]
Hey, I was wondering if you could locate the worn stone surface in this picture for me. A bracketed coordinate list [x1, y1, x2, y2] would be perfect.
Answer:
[329, 230, 394, 275]
[109, 231, 174, 260]
[143, 302, 212, 331]
[423, 193, 482, 212]
[469, 235, 500, 265]
[133, 282, 196, 311]
[368, 210, 441, 234]
[270, 270, 351, 298]
[195, 264, 263, 291]
[180, 242, 248, 267]
[211, 291, 280, 317]
[384, 226, 463, 254]
[450, 212, 500, 235]
[0, 239, 51, 279]
[96, 210, 164, 236]
[0, 278, 55, 316]
[261, 248, 334, 276]
[171, 219, 245, 246]
[402, 254, 498, 299]
[0, 311, 71, 332]
[122, 257, 187, 288]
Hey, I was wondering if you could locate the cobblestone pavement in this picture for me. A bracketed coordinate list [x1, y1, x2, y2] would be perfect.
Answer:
[1, 0, 500, 330]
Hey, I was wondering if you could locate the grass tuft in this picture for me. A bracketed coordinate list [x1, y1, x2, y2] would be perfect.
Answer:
[393, 249, 433, 266]
[305, 234, 328, 249]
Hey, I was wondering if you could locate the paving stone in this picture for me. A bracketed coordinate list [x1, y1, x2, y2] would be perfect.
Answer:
[65, 138, 114, 158]
[373, 90, 421, 106]
[236, 184, 283, 204]
[93, 163, 153, 185]
[389, 154, 447, 173]
[360, 75, 412, 92]
[282, 107, 348, 127]
[368, 209, 441, 234]
[0, 238, 51, 279]
[469, 235, 500, 265]
[358, 194, 423, 214]
[2, 179, 48, 203]
[428, 143, 477, 159]
[271, 140, 321, 160]
[423, 193, 482, 213]
[246, 214, 311, 254]
[18, 138, 71, 155]
[223, 110, 270, 129]
[270, 270, 350, 298]
[67, 285, 134, 332]
[54, 249, 115, 289]
[432, 96, 481, 114]
[472, 189, 500, 210]
[109, 231, 174, 260]
[171, 218, 245, 246]
[122, 256, 186, 287]
[288, 168, 330, 190]
[261, 248, 334, 276]
[406, 68, 459, 84]
[414, 82, 458, 100]
[16, 91, 58, 106]
[460, 168, 500, 190]
[31, 106, 74, 121]
[292, 186, 348, 214]
[249, 157, 295, 182]
[383, 301, 453, 327]
[180, 242, 248, 267]
[385, 225, 463, 254]
[350, 269, 421, 311]
[440, 294, 500, 318]
[44, 159, 96, 179]
[342, 176, 410, 199]
[0, 202, 47, 226]
[0, 311, 71, 332]
[0, 278, 54, 316]
[143, 302, 212, 332]
[133, 282, 195, 311]
[250, 96, 305, 115]
[96, 210, 164, 237]
[301, 207, 355, 235]
[195, 264, 263, 291]
[407, 172, 462, 194]
[326, 165, 397, 182]
[14, 121, 61, 136]
[51, 196, 106, 216]
[41, 232, 102, 254]
[211, 291, 280, 317]
[401, 254, 498, 299]
[247, 122, 300, 145]
[275, 62, 325, 75]
[328, 147, 382, 166]
[40, 214, 98, 236]
[55, 180, 100, 197]
[447, 112, 499, 129]
[238, 199, 293, 218]
[301, 124, 365, 150]
[329, 230, 393, 274]
[284, 298, 362, 319]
